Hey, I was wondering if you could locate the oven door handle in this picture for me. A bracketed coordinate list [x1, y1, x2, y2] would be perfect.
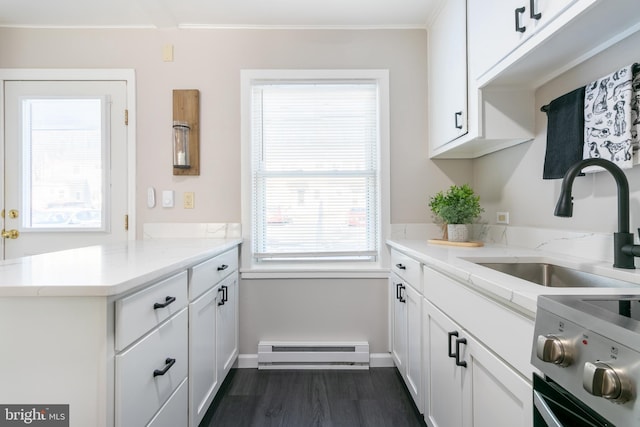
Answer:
[533, 390, 564, 427]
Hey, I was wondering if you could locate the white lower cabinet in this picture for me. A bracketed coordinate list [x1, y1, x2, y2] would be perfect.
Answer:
[390, 272, 423, 413]
[423, 299, 531, 427]
[216, 272, 239, 381]
[189, 284, 221, 427]
[391, 274, 407, 374]
[188, 249, 239, 427]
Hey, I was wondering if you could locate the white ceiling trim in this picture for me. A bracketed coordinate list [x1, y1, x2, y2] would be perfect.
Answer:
[178, 23, 428, 30]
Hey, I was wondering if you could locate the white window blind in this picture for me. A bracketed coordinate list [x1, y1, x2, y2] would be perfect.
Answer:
[251, 81, 379, 260]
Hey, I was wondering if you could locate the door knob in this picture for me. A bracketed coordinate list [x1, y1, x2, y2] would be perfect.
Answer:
[1, 229, 19, 239]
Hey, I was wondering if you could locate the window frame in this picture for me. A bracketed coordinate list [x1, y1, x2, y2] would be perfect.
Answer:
[241, 69, 390, 269]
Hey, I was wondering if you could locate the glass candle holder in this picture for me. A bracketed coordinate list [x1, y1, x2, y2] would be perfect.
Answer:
[173, 121, 191, 168]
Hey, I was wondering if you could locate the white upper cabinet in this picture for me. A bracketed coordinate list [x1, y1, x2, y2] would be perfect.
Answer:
[428, 0, 468, 149]
[429, 0, 640, 158]
[472, 0, 640, 87]
[428, 0, 534, 158]
[469, 0, 576, 81]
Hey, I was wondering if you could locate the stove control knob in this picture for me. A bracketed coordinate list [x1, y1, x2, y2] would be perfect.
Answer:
[583, 362, 631, 403]
[536, 335, 572, 366]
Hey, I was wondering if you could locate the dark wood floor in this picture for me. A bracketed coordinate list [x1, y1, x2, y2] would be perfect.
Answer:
[200, 368, 427, 427]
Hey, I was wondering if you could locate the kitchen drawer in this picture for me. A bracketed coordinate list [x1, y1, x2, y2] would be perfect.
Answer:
[391, 249, 422, 293]
[190, 247, 239, 300]
[115, 271, 188, 351]
[423, 266, 534, 378]
[115, 308, 188, 427]
[147, 378, 188, 427]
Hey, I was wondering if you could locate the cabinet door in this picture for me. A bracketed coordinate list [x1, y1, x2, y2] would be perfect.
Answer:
[463, 333, 533, 427]
[468, 0, 532, 80]
[189, 284, 220, 427]
[217, 272, 239, 381]
[530, 0, 578, 33]
[404, 284, 423, 412]
[390, 275, 407, 375]
[423, 300, 464, 427]
[428, 0, 468, 149]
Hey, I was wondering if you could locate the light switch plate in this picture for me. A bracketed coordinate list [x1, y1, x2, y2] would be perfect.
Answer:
[162, 190, 174, 208]
[496, 211, 510, 224]
[184, 192, 194, 209]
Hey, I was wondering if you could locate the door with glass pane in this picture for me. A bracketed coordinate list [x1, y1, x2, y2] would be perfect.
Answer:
[2, 81, 128, 259]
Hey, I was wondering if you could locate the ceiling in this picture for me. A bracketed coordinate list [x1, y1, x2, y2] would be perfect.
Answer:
[0, 0, 439, 29]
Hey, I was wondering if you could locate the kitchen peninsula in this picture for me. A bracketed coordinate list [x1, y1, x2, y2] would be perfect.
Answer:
[0, 238, 241, 427]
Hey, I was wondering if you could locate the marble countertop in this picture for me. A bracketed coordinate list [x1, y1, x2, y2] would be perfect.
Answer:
[387, 239, 640, 316]
[0, 238, 242, 297]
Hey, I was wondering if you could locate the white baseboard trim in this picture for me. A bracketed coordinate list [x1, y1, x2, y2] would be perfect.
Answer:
[235, 352, 395, 369]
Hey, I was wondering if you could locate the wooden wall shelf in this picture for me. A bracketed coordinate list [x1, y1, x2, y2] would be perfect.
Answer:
[173, 89, 200, 176]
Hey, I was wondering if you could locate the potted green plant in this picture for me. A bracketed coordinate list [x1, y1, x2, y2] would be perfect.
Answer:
[428, 184, 484, 242]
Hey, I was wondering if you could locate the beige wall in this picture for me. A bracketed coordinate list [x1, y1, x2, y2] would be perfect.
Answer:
[0, 27, 471, 232]
[474, 31, 640, 234]
[0, 27, 474, 356]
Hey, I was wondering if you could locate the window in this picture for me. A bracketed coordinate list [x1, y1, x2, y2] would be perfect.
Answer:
[243, 70, 389, 262]
[21, 97, 107, 231]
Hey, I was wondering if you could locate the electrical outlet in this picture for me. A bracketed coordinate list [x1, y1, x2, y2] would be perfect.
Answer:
[496, 211, 510, 225]
[162, 44, 174, 62]
[184, 192, 194, 209]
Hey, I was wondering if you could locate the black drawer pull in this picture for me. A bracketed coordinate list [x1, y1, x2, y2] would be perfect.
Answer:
[153, 296, 176, 309]
[515, 7, 526, 32]
[455, 338, 468, 368]
[217, 264, 229, 271]
[530, 0, 541, 19]
[454, 111, 463, 129]
[153, 358, 176, 377]
[395, 263, 406, 270]
[448, 331, 459, 358]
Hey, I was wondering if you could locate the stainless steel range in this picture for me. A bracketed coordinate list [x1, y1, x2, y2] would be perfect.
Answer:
[532, 294, 640, 427]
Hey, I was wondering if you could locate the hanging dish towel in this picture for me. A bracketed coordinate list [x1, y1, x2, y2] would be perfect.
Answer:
[582, 63, 640, 171]
[541, 87, 586, 179]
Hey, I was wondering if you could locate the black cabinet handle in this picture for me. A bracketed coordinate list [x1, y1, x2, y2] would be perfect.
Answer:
[222, 285, 228, 303]
[454, 111, 463, 129]
[395, 282, 402, 301]
[448, 331, 459, 358]
[395, 263, 406, 270]
[515, 7, 526, 32]
[153, 358, 176, 377]
[455, 338, 468, 367]
[153, 296, 176, 309]
[217, 287, 226, 306]
[217, 264, 229, 271]
[399, 284, 406, 303]
[530, 0, 541, 19]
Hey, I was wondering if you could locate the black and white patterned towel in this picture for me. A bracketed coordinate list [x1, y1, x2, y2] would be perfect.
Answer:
[582, 63, 640, 170]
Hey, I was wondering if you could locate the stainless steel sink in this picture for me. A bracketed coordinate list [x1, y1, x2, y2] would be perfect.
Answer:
[475, 262, 639, 288]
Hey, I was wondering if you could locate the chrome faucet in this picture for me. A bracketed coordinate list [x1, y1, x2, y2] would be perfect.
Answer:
[554, 158, 640, 269]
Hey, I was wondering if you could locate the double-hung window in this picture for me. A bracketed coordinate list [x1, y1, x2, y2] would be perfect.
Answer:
[243, 70, 388, 262]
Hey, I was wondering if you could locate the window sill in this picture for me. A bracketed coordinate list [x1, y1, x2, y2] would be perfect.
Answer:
[240, 261, 389, 280]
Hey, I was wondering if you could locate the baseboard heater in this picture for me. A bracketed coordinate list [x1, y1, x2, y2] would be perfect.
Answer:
[257, 341, 370, 370]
